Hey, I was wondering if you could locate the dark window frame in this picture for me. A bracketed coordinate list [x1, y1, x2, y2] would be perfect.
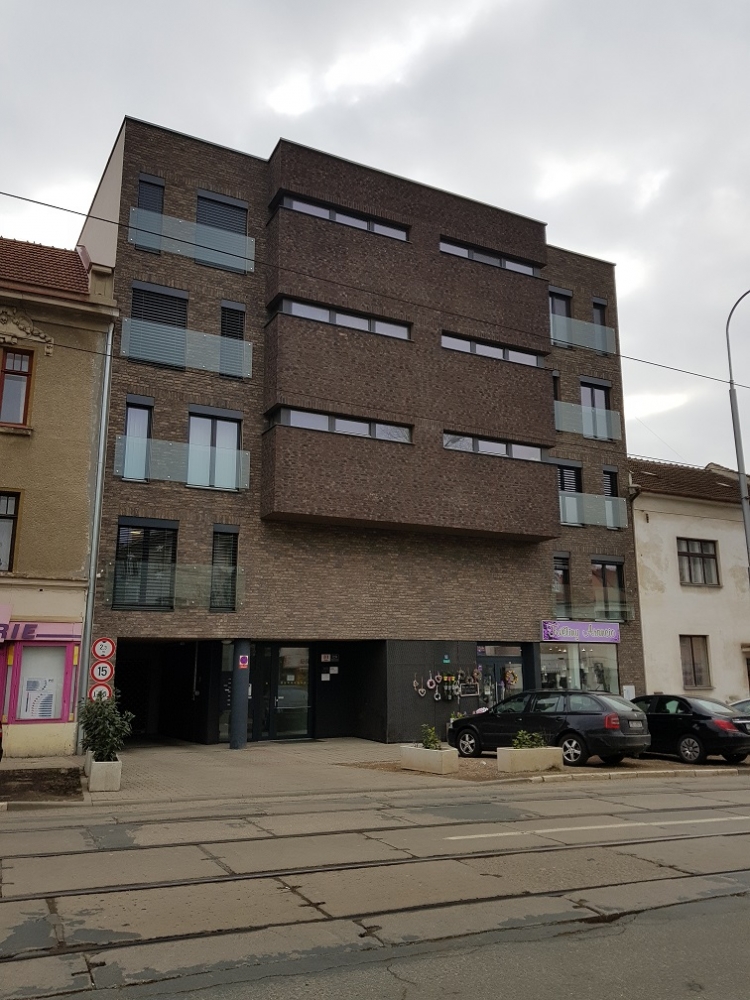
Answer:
[272, 408, 411, 444]
[553, 555, 571, 618]
[280, 195, 408, 241]
[187, 414, 242, 490]
[0, 349, 33, 426]
[443, 432, 542, 462]
[557, 465, 582, 492]
[602, 469, 618, 497]
[113, 523, 178, 610]
[0, 491, 20, 572]
[122, 402, 153, 482]
[677, 538, 720, 586]
[439, 238, 537, 276]
[277, 298, 410, 341]
[210, 529, 238, 612]
[680, 635, 711, 688]
[591, 559, 626, 621]
[440, 333, 540, 368]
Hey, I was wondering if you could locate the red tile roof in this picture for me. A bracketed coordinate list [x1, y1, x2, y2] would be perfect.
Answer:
[0, 238, 89, 297]
[629, 457, 744, 505]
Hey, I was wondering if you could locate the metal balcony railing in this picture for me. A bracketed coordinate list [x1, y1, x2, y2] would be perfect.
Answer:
[128, 207, 255, 273]
[121, 318, 252, 377]
[102, 562, 245, 611]
[559, 491, 628, 528]
[114, 436, 250, 490]
[554, 400, 622, 441]
[550, 314, 616, 354]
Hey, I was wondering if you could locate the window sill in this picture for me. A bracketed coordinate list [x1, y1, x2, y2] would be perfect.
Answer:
[111, 605, 176, 612]
[680, 582, 722, 589]
[684, 685, 714, 691]
[0, 424, 33, 437]
[185, 484, 241, 493]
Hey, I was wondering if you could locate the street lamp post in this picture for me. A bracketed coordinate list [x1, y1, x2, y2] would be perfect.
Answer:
[725, 290, 750, 578]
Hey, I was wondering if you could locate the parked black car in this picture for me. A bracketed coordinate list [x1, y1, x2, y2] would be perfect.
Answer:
[631, 694, 750, 764]
[447, 690, 650, 766]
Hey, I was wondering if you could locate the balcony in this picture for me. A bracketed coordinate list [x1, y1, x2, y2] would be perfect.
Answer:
[128, 207, 255, 273]
[121, 318, 252, 377]
[559, 491, 628, 528]
[102, 562, 245, 611]
[550, 314, 616, 354]
[550, 598, 635, 623]
[554, 401, 622, 441]
[113, 436, 250, 490]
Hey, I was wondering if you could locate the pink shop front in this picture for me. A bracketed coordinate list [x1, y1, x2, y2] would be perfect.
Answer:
[0, 610, 82, 757]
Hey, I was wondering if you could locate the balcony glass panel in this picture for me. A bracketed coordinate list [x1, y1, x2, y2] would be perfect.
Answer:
[559, 492, 628, 528]
[103, 562, 245, 610]
[121, 318, 252, 377]
[549, 595, 635, 622]
[128, 207, 255, 273]
[554, 400, 622, 440]
[550, 314, 616, 354]
[114, 437, 250, 489]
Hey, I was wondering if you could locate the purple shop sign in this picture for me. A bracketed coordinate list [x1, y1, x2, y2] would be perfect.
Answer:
[541, 621, 620, 643]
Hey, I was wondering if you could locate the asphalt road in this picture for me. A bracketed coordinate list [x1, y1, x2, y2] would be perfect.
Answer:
[3, 773, 750, 998]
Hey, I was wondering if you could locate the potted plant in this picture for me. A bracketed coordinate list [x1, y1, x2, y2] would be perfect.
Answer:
[400, 724, 459, 774]
[79, 692, 134, 792]
[497, 730, 564, 773]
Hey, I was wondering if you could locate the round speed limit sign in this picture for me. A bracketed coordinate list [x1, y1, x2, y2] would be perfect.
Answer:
[89, 682, 113, 701]
[92, 637, 116, 660]
[90, 660, 114, 683]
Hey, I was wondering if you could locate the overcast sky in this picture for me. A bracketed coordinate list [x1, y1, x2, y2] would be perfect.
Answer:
[2, 0, 750, 469]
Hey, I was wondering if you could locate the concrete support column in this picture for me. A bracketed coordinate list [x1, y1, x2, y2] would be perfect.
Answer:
[230, 639, 251, 750]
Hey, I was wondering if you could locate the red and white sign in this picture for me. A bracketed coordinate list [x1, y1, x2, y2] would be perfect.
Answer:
[90, 660, 114, 683]
[92, 637, 116, 660]
[89, 682, 113, 701]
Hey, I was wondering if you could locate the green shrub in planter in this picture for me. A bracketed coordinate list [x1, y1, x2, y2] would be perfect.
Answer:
[79, 693, 134, 763]
[420, 724, 442, 750]
[512, 730, 547, 750]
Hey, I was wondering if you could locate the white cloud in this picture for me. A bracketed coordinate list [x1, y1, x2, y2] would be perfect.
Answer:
[267, 74, 316, 117]
[625, 393, 690, 420]
[0, 179, 92, 249]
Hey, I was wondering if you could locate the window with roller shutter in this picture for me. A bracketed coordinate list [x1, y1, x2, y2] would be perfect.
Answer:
[219, 306, 245, 377]
[130, 287, 188, 368]
[557, 466, 582, 492]
[602, 470, 618, 496]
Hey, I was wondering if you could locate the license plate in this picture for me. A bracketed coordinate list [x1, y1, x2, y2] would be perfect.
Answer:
[629, 720, 643, 729]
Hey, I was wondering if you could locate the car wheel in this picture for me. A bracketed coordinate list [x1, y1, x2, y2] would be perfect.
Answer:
[677, 735, 706, 765]
[722, 752, 749, 764]
[600, 754, 625, 765]
[558, 733, 590, 767]
[456, 728, 482, 758]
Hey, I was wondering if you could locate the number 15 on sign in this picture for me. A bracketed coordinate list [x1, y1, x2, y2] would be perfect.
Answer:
[90, 660, 114, 683]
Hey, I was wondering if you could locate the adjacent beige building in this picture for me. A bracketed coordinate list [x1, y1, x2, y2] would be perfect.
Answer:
[0, 238, 116, 755]
[630, 458, 750, 705]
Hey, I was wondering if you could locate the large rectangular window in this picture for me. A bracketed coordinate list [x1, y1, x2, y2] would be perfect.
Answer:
[16, 646, 67, 720]
[441, 334, 539, 367]
[196, 193, 248, 272]
[273, 408, 411, 443]
[281, 196, 407, 241]
[591, 559, 626, 620]
[443, 432, 541, 461]
[123, 404, 152, 481]
[0, 492, 19, 571]
[553, 556, 571, 617]
[677, 538, 719, 586]
[680, 635, 711, 687]
[210, 528, 238, 611]
[130, 286, 189, 368]
[187, 415, 241, 490]
[549, 292, 572, 319]
[278, 298, 409, 340]
[439, 239, 536, 275]
[113, 523, 177, 609]
[0, 350, 33, 425]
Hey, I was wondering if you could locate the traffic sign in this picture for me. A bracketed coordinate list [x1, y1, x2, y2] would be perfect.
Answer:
[92, 637, 116, 660]
[90, 660, 114, 683]
[89, 682, 113, 701]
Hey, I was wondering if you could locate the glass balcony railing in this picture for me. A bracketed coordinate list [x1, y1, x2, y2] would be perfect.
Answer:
[128, 207, 255, 273]
[550, 314, 616, 354]
[550, 597, 635, 622]
[559, 491, 628, 528]
[101, 562, 245, 610]
[554, 401, 622, 441]
[114, 436, 250, 490]
[121, 318, 252, 377]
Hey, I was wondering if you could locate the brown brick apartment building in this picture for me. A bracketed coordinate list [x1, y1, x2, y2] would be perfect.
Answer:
[78, 118, 644, 746]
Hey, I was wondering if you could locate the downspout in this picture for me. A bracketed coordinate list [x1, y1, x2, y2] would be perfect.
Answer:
[77, 320, 114, 752]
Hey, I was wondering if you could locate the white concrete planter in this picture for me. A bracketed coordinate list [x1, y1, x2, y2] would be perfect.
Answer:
[497, 747, 564, 773]
[400, 745, 459, 774]
[88, 756, 122, 792]
[83, 750, 93, 776]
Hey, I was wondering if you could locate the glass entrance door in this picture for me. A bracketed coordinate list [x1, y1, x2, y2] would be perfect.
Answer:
[250, 644, 311, 740]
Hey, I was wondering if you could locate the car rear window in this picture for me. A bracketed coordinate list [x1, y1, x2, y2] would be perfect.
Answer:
[597, 695, 642, 713]
[690, 698, 736, 716]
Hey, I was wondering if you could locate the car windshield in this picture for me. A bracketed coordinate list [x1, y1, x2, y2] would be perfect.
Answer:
[597, 695, 641, 713]
[690, 698, 736, 716]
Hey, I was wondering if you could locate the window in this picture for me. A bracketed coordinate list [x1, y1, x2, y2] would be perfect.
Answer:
[135, 178, 164, 252]
[0, 350, 33, 425]
[278, 299, 409, 340]
[123, 404, 152, 481]
[568, 693, 602, 713]
[553, 556, 571, 617]
[592, 301, 607, 326]
[0, 492, 19, 571]
[680, 635, 711, 688]
[441, 334, 539, 367]
[220, 304, 245, 377]
[210, 528, 238, 611]
[494, 694, 530, 714]
[16, 646, 67, 720]
[196, 193, 248, 273]
[196, 194, 247, 236]
[591, 559, 626, 620]
[187, 415, 241, 489]
[549, 292, 571, 319]
[439, 239, 536, 276]
[138, 178, 164, 214]
[677, 538, 719, 586]
[530, 693, 565, 713]
[655, 696, 691, 715]
[580, 381, 610, 411]
[557, 466, 582, 492]
[274, 408, 411, 443]
[602, 469, 618, 497]
[127, 284, 189, 369]
[281, 196, 407, 241]
[113, 523, 177, 609]
[443, 432, 541, 461]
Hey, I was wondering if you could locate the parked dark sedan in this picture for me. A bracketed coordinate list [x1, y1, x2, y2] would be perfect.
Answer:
[447, 690, 650, 766]
[631, 694, 750, 764]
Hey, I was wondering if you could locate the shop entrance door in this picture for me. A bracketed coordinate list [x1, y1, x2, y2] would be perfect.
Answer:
[252, 644, 311, 740]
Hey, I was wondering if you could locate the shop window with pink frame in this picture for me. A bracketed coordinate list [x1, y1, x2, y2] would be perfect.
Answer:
[1, 644, 77, 723]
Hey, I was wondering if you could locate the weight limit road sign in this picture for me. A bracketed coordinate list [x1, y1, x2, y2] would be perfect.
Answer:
[89, 682, 113, 701]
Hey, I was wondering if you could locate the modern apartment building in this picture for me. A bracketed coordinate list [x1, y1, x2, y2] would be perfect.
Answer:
[77, 117, 644, 746]
[0, 238, 116, 756]
[630, 457, 750, 704]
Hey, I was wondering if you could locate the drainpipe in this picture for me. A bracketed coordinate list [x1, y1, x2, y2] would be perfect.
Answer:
[77, 320, 114, 752]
